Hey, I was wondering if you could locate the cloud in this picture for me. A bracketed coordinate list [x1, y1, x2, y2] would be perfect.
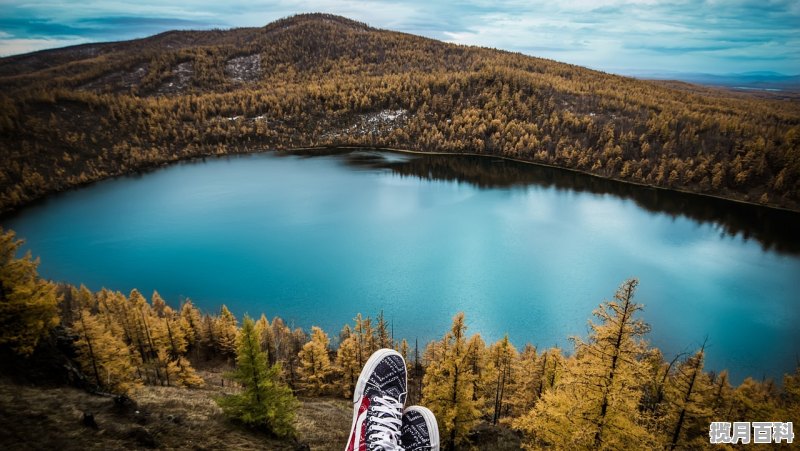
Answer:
[0, 0, 797, 75]
[0, 37, 91, 57]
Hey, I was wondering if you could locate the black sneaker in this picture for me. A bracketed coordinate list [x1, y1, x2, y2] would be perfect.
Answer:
[401, 406, 440, 451]
[345, 348, 407, 451]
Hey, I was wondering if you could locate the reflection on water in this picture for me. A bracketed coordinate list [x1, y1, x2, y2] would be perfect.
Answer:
[317, 149, 800, 255]
[3, 148, 799, 383]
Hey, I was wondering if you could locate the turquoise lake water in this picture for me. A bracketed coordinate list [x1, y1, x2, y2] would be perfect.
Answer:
[3, 149, 799, 382]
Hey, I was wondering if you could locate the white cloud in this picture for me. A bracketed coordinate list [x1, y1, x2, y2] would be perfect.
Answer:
[0, 37, 91, 57]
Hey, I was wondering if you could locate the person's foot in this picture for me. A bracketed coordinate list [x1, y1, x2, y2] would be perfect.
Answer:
[345, 348, 407, 451]
[401, 406, 440, 451]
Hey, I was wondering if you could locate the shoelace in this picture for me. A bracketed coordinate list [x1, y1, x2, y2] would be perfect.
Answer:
[366, 393, 404, 450]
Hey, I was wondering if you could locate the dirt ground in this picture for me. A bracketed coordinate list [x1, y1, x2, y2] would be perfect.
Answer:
[0, 366, 351, 450]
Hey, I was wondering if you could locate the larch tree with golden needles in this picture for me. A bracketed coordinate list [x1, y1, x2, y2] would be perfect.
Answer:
[0, 228, 59, 355]
[298, 326, 333, 395]
[254, 313, 276, 363]
[216, 315, 296, 437]
[484, 335, 517, 425]
[179, 299, 202, 355]
[336, 332, 360, 397]
[215, 304, 239, 358]
[421, 312, 481, 449]
[504, 344, 542, 419]
[515, 278, 656, 450]
[663, 345, 712, 450]
[782, 366, 800, 426]
[375, 310, 390, 349]
[72, 307, 140, 394]
[161, 304, 204, 388]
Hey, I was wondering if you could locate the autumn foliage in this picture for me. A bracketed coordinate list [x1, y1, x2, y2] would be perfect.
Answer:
[2, 228, 799, 448]
[0, 14, 799, 216]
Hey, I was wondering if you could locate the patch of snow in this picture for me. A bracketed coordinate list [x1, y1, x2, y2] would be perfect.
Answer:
[365, 109, 407, 125]
[225, 54, 261, 83]
[322, 108, 409, 140]
[155, 61, 193, 95]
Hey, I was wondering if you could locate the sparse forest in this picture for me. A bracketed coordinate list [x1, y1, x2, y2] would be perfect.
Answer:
[2, 226, 798, 449]
[0, 14, 799, 214]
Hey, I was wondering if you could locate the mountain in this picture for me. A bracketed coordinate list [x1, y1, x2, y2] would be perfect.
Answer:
[631, 70, 800, 93]
[0, 13, 798, 212]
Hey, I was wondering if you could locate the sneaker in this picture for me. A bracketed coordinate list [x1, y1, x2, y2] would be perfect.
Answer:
[401, 406, 440, 451]
[345, 348, 407, 451]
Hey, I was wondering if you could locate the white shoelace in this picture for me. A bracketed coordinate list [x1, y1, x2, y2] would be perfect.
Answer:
[366, 393, 404, 450]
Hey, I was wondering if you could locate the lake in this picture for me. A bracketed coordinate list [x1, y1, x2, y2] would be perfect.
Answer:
[3, 149, 799, 382]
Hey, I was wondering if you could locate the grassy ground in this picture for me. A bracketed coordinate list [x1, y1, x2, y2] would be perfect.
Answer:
[0, 366, 351, 450]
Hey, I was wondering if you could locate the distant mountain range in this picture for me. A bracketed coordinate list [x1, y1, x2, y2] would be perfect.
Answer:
[630, 70, 800, 92]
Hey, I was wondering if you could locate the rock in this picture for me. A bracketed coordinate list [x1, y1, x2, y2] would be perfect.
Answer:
[127, 426, 157, 448]
[112, 394, 137, 415]
[82, 411, 98, 429]
[166, 413, 183, 424]
[133, 409, 149, 425]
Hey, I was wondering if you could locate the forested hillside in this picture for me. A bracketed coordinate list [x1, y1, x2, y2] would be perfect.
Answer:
[0, 14, 799, 213]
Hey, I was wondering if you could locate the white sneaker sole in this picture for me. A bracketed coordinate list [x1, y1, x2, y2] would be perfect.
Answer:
[404, 405, 440, 451]
[345, 348, 406, 451]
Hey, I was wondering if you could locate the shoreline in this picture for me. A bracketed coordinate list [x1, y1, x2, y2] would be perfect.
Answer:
[2, 144, 799, 218]
[288, 145, 800, 214]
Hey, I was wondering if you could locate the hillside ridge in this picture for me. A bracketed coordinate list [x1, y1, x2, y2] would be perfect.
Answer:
[0, 13, 798, 213]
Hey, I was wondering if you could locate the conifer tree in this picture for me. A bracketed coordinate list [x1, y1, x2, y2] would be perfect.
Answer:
[199, 313, 217, 359]
[216, 315, 296, 437]
[782, 366, 800, 425]
[375, 310, 390, 349]
[336, 334, 360, 397]
[515, 279, 656, 450]
[536, 347, 563, 397]
[353, 313, 366, 367]
[286, 327, 306, 388]
[254, 313, 276, 364]
[215, 304, 238, 358]
[466, 333, 487, 411]
[74, 284, 98, 312]
[270, 316, 289, 362]
[640, 349, 679, 419]
[130, 289, 165, 384]
[408, 338, 423, 406]
[729, 377, 778, 422]
[179, 299, 202, 352]
[663, 346, 712, 449]
[398, 338, 410, 372]
[709, 370, 733, 419]
[151, 291, 167, 317]
[421, 312, 481, 449]
[484, 335, 517, 424]
[72, 308, 139, 394]
[504, 344, 539, 419]
[0, 228, 59, 355]
[167, 355, 205, 387]
[160, 304, 204, 388]
[353, 313, 377, 367]
[298, 326, 333, 395]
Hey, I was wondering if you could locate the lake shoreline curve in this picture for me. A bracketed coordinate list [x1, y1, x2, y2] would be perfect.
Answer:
[2, 145, 799, 218]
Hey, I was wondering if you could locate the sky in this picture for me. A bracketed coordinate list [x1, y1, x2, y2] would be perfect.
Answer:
[0, 0, 798, 76]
